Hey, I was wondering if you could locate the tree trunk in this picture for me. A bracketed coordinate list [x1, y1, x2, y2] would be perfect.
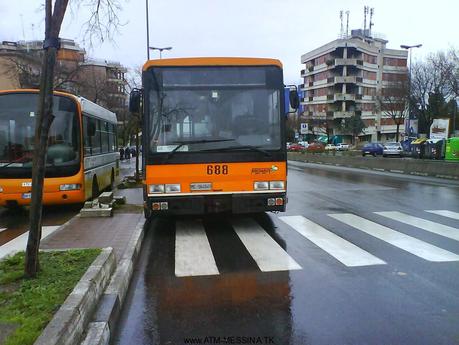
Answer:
[25, 47, 57, 278]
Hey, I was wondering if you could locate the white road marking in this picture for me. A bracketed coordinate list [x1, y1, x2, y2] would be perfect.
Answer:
[279, 215, 386, 267]
[175, 219, 219, 277]
[375, 211, 459, 242]
[0, 228, 7, 233]
[232, 218, 301, 272]
[329, 214, 459, 262]
[425, 210, 459, 221]
[0, 226, 60, 260]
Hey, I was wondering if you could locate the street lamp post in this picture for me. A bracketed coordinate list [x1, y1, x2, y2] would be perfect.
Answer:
[400, 44, 422, 137]
[149, 46, 173, 59]
[146, 0, 150, 60]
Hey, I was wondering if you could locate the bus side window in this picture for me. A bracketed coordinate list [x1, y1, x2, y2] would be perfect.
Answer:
[108, 124, 115, 152]
[92, 119, 102, 155]
[101, 121, 109, 153]
[83, 115, 92, 156]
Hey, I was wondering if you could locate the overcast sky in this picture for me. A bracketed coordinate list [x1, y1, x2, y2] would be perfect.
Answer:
[0, 0, 458, 84]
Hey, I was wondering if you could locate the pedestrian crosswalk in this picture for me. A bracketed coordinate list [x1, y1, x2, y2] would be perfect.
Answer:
[328, 213, 459, 262]
[232, 218, 301, 272]
[171, 209, 459, 277]
[279, 215, 386, 267]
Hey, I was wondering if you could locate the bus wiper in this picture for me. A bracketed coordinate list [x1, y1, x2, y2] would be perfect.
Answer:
[0, 157, 33, 170]
[201, 145, 272, 157]
[166, 138, 236, 160]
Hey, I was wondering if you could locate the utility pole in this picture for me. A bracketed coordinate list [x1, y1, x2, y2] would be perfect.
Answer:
[146, 0, 150, 60]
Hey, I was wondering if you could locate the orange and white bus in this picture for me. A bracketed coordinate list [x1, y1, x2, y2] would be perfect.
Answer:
[0, 89, 120, 207]
[130, 57, 298, 217]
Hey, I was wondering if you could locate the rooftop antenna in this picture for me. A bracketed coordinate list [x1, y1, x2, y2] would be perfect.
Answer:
[20, 14, 26, 40]
[340, 10, 344, 38]
[31, 23, 36, 41]
[369, 8, 374, 36]
[346, 10, 350, 37]
[363, 6, 368, 34]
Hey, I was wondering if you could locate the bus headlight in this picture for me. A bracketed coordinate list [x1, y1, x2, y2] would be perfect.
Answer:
[148, 184, 165, 194]
[59, 184, 81, 191]
[269, 181, 285, 190]
[254, 181, 269, 190]
[165, 184, 181, 193]
[0, 186, 3, 193]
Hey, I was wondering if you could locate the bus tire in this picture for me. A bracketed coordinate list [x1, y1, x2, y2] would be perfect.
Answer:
[108, 170, 115, 191]
[92, 176, 99, 200]
[144, 206, 152, 219]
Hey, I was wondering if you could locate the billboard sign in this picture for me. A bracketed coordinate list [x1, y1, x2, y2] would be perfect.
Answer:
[430, 118, 450, 139]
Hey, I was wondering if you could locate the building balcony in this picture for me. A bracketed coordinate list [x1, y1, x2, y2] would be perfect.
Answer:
[334, 58, 362, 66]
[328, 93, 356, 101]
[331, 76, 360, 84]
[333, 111, 355, 119]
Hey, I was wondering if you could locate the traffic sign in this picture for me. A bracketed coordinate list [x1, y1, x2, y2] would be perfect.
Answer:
[300, 123, 308, 134]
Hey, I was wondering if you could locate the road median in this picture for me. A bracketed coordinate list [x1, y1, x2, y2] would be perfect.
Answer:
[288, 152, 459, 180]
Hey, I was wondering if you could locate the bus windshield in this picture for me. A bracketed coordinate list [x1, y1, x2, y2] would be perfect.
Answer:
[147, 66, 282, 154]
[0, 93, 80, 171]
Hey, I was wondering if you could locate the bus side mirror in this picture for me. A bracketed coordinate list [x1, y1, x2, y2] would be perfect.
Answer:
[289, 89, 299, 110]
[129, 89, 142, 113]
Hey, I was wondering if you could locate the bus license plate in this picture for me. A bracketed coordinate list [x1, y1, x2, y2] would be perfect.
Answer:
[22, 193, 32, 199]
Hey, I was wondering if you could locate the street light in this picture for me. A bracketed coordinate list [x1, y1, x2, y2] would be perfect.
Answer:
[149, 46, 173, 59]
[400, 44, 422, 137]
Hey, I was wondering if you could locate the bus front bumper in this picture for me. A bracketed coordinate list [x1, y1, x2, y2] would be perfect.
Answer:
[0, 190, 85, 207]
[145, 192, 287, 215]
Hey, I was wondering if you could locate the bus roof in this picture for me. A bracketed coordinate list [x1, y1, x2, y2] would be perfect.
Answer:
[78, 97, 117, 124]
[143, 57, 283, 71]
[0, 89, 117, 124]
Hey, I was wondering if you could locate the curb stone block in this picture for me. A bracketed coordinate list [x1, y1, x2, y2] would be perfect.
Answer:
[80, 218, 145, 345]
[99, 192, 114, 204]
[33, 248, 115, 345]
[80, 322, 110, 345]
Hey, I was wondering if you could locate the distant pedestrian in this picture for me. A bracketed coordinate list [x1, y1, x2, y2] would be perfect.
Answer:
[119, 147, 125, 160]
[124, 147, 131, 160]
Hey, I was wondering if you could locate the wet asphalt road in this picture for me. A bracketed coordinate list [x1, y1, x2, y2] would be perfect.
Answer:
[0, 157, 137, 245]
[112, 161, 459, 345]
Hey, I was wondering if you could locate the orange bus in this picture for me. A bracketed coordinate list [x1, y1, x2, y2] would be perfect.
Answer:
[130, 58, 298, 217]
[0, 89, 120, 207]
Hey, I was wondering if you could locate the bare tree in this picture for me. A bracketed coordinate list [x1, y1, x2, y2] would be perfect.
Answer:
[25, 0, 123, 278]
[378, 76, 409, 142]
[4, 50, 83, 91]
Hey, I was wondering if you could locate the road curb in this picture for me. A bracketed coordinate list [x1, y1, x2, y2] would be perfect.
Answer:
[79, 217, 146, 345]
[33, 247, 116, 345]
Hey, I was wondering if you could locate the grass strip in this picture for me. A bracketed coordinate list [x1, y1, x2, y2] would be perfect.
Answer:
[0, 249, 101, 345]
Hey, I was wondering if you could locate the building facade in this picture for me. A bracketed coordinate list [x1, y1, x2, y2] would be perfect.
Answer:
[300, 30, 408, 143]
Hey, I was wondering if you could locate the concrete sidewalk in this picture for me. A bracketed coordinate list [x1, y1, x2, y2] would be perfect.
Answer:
[41, 187, 144, 262]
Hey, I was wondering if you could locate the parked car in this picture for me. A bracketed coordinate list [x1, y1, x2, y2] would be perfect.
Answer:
[383, 142, 403, 157]
[325, 144, 337, 151]
[298, 141, 309, 148]
[288, 143, 305, 152]
[361, 142, 384, 157]
[336, 143, 350, 151]
[307, 142, 325, 153]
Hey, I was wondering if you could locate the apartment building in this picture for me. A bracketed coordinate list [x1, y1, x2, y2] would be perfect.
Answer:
[300, 30, 408, 143]
[0, 38, 127, 121]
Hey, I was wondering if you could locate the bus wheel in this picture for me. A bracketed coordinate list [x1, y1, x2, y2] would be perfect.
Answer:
[144, 205, 152, 219]
[92, 176, 99, 200]
[108, 170, 115, 191]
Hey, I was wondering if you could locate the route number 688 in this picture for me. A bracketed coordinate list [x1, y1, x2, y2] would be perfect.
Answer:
[206, 164, 228, 175]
